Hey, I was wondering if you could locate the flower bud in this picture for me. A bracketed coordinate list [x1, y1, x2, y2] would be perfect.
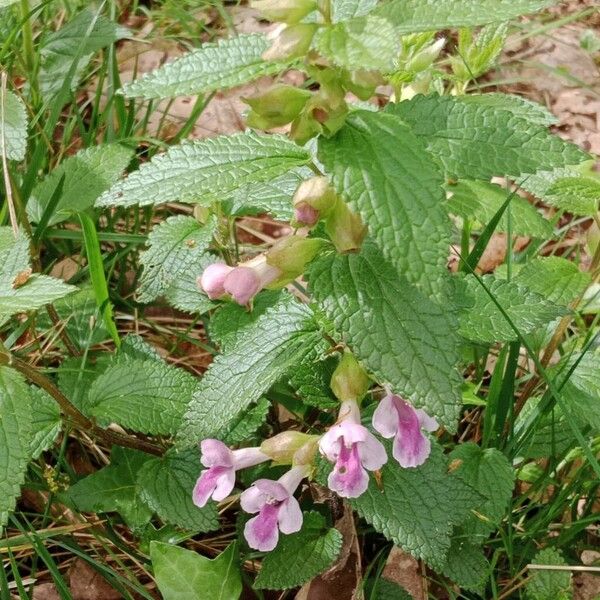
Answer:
[293, 176, 337, 215]
[263, 23, 317, 62]
[294, 202, 320, 227]
[290, 108, 322, 145]
[252, 0, 317, 24]
[223, 267, 261, 305]
[407, 37, 446, 72]
[266, 236, 323, 284]
[261, 431, 317, 464]
[330, 351, 370, 403]
[325, 200, 367, 253]
[244, 84, 312, 128]
[198, 263, 233, 299]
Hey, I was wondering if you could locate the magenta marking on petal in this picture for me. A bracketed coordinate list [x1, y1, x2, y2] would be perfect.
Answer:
[329, 442, 369, 498]
[192, 466, 229, 507]
[393, 399, 432, 468]
[244, 503, 281, 551]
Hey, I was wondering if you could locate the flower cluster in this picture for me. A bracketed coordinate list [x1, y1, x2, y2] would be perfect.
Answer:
[192, 376, 437, 551]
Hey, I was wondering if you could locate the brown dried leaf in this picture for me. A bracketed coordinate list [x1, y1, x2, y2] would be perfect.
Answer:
[69, 559, 122, 600]
[381, 547, 426, 600]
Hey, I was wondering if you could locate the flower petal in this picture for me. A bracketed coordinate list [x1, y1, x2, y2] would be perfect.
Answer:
[393, 431, 431, 468]
[416, 408, 438, 432]
[253, 479, 289, 502]
[192, 467, 223, 508]
[328, 442, 369, 498]
[223, 267, 261, 305]
[244, 504, 280, 551]
[359, 431, 388, 471]
[240, 485, 266, 514]
[278, 497, 303, 534]
[212, 469, 236, 502]
[318, 426, 343, 461]
[200, 439, 234, 468]
[372, 393, 398, 438]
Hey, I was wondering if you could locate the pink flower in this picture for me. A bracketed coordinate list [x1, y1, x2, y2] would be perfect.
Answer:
[223, 256, 281, 305]
[372, 393, 438, 468]
[198, 263, 233, 300]
[294, 202, 320, 227]
[192, 440, 269, 508]
[319, 400, 387, 498]
[241, 465, 307, 551]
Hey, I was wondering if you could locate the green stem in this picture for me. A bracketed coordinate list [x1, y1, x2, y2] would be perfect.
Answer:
[20, 0, 37, 98]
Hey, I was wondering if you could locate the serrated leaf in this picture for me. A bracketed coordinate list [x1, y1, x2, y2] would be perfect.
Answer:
[375, 0, 556, 33]
[163, 259, 215, 315]
[0, 227, 30, 286]
[448, 180, 552, 238]
[58, 354, 111, 415]
[527, 548, 572, 600]
[332, 0, 378, 22]
[96, 132, 310, 209]
[138, 448, 219, 532]
[448, 443, 514, 539]
[66, 446, 154, 529]
[349, 443, 481, 568]
[254, 512, 343, 590]
[289, 356, 338, 409]
[455, 274, 567, 344]
[318, 110, 450, 298]
[150, 541, 242, 600]
[27, 144, 134, 226]
[386, 95, 588, 180]
[308, 244, 462, 430]
[516, 166, 580, 205]
[178, 295, 322, 446]
[222, 397, 270, 445]
[29, 387, 61, 459]
[138, 215, 216, 303]
[121, 34, 280, 100]
[511, 258, 590, 306]
[316, 16, 400, 71]
[87, 357, 197, 435]
[0, 367, 33, 530]
[0, 88, 26, 160]
[546, 176, 600, 215]
[460, 94, 557, 126]
[441, 536, 489, 591]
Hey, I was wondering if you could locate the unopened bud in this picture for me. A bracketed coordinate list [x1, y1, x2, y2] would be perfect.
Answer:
[261, 431, 317, 463]
[330, 351, 370, 403]
[198, 263, 233, 299]
[407, 37, 446, 72]
[244, 84, 311, 128]
[294, 202, 320, 227]
[223, 255, 282, 305]
[252, 0, 317, 24]
[263, 23, 317, 62]
[293, 176, 337, 215]
[290, 108, 322, 144]
[266, 236, 323, 284]
[325, 200, 367, 253]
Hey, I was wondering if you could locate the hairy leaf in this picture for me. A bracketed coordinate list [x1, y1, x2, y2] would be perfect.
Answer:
[178, 295, 322, 445]
[289, 356, 339, 409]
[0, 367, 33, 530]
[96, 132, 310, 208]
[309, 244, 462, 430]
[331, 0, 378, 21]
[254, 512, 343, 589]
[121, 34, 280, 99]
[28, 144, 134, 226]
[546, 176, 600, 215]
[0, 88, 27, 160]
[222, 397, 270, 445]
[526, 548, 572, 600]
[318, 111, 450, 298]
[459, 94, 557, 126]
[29, 387, 61, 460]
[387, 95, 588, 180]
[151, 542, 242, 600]
[138, 448, 219, 532]
[0, 227, 30, 286]
[441, 536, 489, 591]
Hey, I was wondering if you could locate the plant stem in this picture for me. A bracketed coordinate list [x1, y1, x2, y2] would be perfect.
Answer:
[20, 0, 37, 98]
[0, 341, 163, 456]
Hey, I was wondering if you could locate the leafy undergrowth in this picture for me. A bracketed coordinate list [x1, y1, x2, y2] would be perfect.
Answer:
[0, 1, 599, 599]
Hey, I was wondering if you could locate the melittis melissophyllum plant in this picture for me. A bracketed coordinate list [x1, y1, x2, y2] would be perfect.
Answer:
[1, 0, 599, 596]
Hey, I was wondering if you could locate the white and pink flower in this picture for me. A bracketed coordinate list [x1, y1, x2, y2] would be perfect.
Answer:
[372, 392, 437, 468]
[319, 399, 387, 498]
[241, 465, 307, 551]
[192, 439, 269, 508]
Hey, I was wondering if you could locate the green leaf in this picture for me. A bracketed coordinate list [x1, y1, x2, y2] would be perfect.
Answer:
[87, 357, 197, 435]
[150, 541, 242, 600]
[27, 144, 134, 226]
[96, 132, 310, 209]
[349, 443, 481, 568]
[511, 257, 591, 306]
[526, 548, 572, 600]
[459, 94, 557, 126]
[316, 16, 400, 71]
[0, 1, 19, 8]
[163, 257, 215, 315]
[441, 536, 489, 591]
[222, 397, 270, 445]
[66, 446, 154, 529]
[308, 244, 462, 430]
[448, 180, 553, 238]
[138, 215, 216, 303]
[178, 295, 322, 445]
[375, 0, 557, 33]
[0, 227, 30, 286]
[0, 88, 27, 160]
[448, 443, 514, 539]
[367, 579, 412, 600]
[121, 34, 281, 100]
[318, 110, 450, 298]
[254, 512, 343, 590]
[0, 367, 33, 530]
[455, 274, 567, 344]
[516, 166, 580, 206]
[137, 448, 219, 532]
[546, 176, 600, 215]
[386, 95, 588, 180]
[331, 0, 378, 22]
[29, 387, 61, 460]
[289, 356, 339, 409]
